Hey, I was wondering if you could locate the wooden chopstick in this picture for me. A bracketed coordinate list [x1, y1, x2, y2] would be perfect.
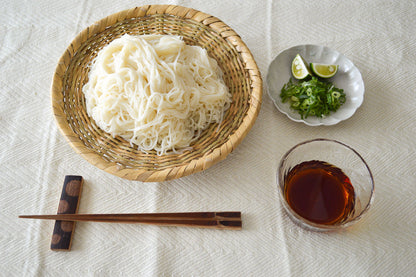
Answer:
[19, 211, 242, 230]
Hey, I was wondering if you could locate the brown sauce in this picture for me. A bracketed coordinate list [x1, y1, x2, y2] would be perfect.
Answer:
[284, 160, 355, 225]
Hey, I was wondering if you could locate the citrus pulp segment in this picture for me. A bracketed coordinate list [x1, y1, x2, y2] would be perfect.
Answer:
[310, 63, 339, 78]
[291, 54, 311, 80]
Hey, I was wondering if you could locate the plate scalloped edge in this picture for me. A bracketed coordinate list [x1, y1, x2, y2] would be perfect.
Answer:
[266, 44, 364, 126]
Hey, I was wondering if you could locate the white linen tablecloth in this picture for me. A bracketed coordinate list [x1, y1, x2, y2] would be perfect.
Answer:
[1, 0, 415, 276]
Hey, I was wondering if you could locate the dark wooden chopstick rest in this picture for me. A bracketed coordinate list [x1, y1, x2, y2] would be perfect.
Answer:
[50, 175, 83, 251]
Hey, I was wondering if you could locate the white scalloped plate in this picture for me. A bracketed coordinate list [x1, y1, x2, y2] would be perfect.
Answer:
[267, 45, 364, 126]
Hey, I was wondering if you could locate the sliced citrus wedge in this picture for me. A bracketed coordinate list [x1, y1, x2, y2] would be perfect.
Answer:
[291, 54, 312, 80]
[310, 63, 339, 78]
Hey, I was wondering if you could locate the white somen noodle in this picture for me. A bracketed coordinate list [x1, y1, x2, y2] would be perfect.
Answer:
[83, 34, 231, 155]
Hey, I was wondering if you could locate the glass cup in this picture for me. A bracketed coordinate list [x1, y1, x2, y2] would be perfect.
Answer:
[277, 138, 374, 231]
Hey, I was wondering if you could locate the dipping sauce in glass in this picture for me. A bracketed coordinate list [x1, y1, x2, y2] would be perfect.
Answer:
[284, 160, 355, 225]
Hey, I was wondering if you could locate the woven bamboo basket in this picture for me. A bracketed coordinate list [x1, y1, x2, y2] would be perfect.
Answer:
[51, 5, 262, 182]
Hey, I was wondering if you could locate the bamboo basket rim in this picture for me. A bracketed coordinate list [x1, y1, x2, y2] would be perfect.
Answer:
[51, 5, 263, 182]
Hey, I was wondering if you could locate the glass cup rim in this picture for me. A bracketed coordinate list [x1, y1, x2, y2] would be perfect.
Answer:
[277, 138, 375, 231]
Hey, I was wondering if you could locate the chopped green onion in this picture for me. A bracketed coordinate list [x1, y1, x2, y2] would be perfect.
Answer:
[280, 76, 346, 119]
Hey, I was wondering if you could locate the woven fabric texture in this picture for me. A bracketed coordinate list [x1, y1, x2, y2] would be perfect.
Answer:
[1, 0, 415, 276]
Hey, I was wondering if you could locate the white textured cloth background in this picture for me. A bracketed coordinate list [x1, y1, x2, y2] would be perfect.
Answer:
[1, 0, 415, 276]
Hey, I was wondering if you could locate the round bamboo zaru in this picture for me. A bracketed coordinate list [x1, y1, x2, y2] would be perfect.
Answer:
[51, 5, 263, 182]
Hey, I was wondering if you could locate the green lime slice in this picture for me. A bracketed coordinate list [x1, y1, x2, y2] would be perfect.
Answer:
[291, 54, 312, 80]
[310, 63, 339, 78]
